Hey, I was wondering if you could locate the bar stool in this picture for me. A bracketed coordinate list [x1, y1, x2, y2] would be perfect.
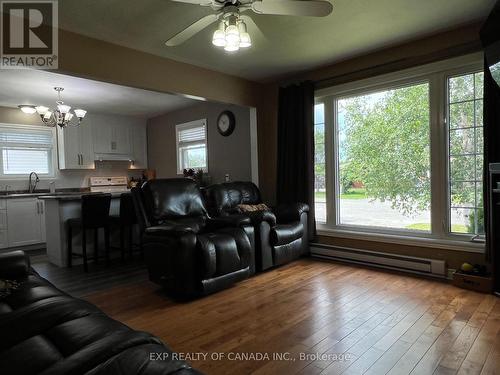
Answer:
[110, 193, 141, 260]
[67, 194, 112, 272]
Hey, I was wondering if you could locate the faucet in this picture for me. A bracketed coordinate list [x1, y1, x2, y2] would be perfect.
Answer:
[28, 172, 40, 193]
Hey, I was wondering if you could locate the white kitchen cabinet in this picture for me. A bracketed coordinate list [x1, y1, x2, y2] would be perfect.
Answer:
[0, 199, 7, 249]
[39, 200, 46, 243]
[92, 120, 131, 155]
[6, 198, 45, 247]
[57, 123, 95, 170]
[130, 125, 148, 169]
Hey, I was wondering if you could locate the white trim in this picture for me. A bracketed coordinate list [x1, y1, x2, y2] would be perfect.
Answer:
[175, 119, 208, 174]
[317, 225, 485, 254]
[0, 122, 56, 179]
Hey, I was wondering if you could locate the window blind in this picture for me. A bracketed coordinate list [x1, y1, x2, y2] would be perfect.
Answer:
[0, 125, 54, 176]
[177, 124, 206, 144]
[0, 127, 53, 148]
[2, 149, 50, 174]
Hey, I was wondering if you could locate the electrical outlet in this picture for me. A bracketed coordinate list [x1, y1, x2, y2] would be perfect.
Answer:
[447, 268, 456, 280]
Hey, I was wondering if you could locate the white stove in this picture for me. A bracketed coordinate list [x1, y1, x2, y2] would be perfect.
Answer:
[89, 176, 129, 193]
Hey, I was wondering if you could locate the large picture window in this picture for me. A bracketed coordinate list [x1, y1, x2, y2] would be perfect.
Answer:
[314, 55, 484, 246]
[337, 83, 431, 231]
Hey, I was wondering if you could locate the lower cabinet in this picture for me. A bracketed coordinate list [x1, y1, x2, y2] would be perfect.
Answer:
[2, 198, 46, 248]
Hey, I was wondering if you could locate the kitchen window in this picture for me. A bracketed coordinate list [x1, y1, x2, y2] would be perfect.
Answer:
[0, 124, 55, 178]
[176, 119, 208, 174]
[315, 54, 484, 247]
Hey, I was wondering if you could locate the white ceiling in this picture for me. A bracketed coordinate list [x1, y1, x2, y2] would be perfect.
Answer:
[57, 0, 498, 82]
[0, 69, 197, 117]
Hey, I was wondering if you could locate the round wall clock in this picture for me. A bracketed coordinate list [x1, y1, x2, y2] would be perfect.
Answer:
[217, 110, 236, 137]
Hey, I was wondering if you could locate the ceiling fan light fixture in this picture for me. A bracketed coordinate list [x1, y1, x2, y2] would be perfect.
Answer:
[239, 32, 251, 48]
[212, 29, 226, 47]
[18, 105, 37, 114]
[225, 24, 240, 44]
[212, 21, 226, 47]
[224, 39, 240, 52]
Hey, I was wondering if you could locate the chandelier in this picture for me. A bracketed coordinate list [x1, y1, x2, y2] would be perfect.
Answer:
[22, 87, 87, 128]
[212, 13, 251, 52]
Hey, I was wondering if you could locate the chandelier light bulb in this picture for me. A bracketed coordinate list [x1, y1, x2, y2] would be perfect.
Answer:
[35, 106, 49, 115]
[57, 104, 71, 114]
[74, 109, 87, 119]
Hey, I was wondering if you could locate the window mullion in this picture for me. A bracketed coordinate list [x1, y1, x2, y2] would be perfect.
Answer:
[324, 96, 336, 226]
[429, 72, 447, 238]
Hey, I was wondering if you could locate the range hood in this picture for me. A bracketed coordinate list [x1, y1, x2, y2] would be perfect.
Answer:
[94, 153, 134, 162]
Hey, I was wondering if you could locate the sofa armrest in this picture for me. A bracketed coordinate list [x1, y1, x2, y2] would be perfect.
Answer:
[273, 203, 309, 223]
[207, 215, 251, 230]
[144, 225, 195, 237]
[0, 250, 30, 280]
[245, 210, 277, 227]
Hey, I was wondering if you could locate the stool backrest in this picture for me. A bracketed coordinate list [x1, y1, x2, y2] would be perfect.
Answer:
[119, 193, 137, 225]
[81, 194, 112, 228]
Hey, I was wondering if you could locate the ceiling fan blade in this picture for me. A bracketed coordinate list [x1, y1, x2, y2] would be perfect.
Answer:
[252, 0, 333, 17]
[165, 14, 219, 46]
[170, 0, 212, 6]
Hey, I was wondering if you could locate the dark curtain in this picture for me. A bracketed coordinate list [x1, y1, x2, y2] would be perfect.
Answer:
[481, 0, 500, 293]
[483, 63, 500, 293]
[276, 81, 316, 239]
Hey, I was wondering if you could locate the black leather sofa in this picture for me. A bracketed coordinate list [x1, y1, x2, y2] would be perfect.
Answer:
[203, 181, 309, 271]
[0, 250, 202, 375]
[132, 178, 254, 299]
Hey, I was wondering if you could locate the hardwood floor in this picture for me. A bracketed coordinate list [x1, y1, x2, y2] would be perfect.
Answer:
[34, 258, 500, 375]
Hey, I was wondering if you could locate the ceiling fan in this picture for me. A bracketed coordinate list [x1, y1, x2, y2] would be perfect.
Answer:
[166, 0, 333, 52]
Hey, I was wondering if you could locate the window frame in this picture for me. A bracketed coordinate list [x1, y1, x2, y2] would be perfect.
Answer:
[315, 53, 484, 252]
[0, 123, 56, 179]
[175, 119, 208, 174]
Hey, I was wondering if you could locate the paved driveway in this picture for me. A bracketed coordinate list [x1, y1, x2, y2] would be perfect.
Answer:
[315, 198, 430, 229]
[315, 198, 470, 230]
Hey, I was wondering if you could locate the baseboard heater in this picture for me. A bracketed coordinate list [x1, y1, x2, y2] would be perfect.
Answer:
[310, 243, 446, 278]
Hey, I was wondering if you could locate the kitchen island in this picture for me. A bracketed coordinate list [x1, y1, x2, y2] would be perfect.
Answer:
[39, 192, 127, 267]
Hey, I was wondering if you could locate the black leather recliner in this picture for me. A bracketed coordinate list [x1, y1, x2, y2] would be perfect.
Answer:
[203, 181, 309, 271]
[132, 178, 255, 299]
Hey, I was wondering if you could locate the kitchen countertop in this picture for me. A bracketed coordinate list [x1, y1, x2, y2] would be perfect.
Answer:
[0, 191, 129, 200]
[38, 192, 129, 200]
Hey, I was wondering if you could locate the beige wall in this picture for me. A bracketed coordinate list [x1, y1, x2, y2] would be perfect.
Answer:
[147, 102, 252, 184]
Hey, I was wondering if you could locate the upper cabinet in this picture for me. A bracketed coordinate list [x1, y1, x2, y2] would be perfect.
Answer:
[130, 125, 148, 169]
[57, 123, 95, 170]
[57, 113, 147, 170]
[93, 118, 131, 155]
